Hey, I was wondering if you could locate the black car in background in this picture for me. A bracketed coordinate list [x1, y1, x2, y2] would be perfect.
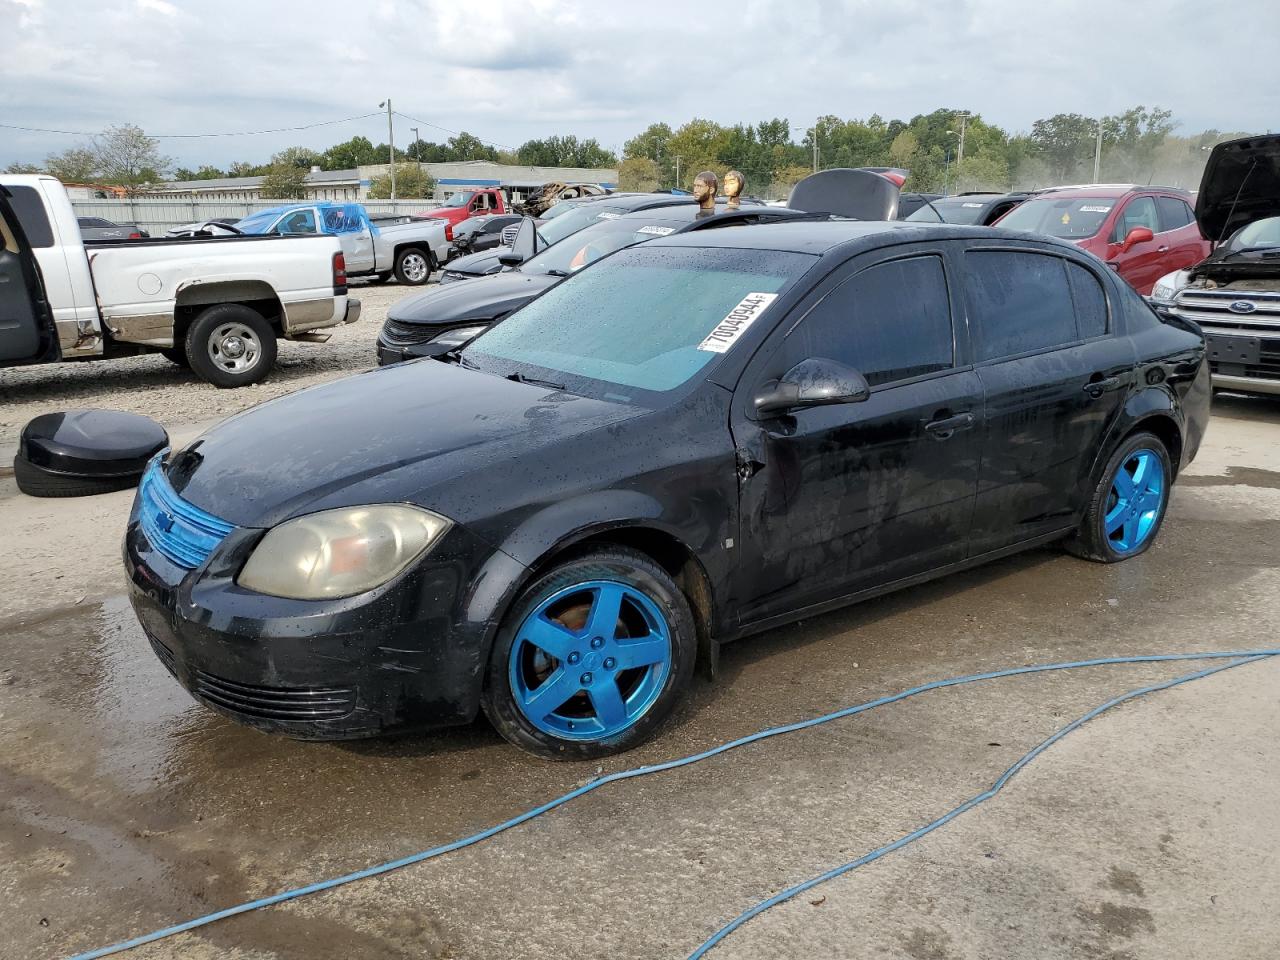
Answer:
[126, 215, 1209, 760]
[377, 203, 811, 363]
[449, 214, 523, 257]
[76, 216, 150, 240]
[896, 192, 943, 219]
[904, 191, 1032, 226]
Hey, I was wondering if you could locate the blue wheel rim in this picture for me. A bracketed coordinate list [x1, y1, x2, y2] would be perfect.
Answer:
[1104, 448, 1165, 555]
[508, 579, 673, 741]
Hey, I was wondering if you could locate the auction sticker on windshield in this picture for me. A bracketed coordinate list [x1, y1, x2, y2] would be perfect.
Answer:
[697, 293, 778, 353]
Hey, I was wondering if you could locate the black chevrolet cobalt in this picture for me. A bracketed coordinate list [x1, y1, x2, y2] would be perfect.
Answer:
[126, 220, 1210, 759]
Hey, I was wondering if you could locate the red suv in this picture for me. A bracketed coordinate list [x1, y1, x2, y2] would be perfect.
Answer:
[995, 185, 1209, 294]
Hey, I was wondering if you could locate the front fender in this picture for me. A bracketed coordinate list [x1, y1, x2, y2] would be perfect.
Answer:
[495, 489, 671, 569]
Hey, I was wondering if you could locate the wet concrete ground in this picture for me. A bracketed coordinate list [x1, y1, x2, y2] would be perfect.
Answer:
[2, 394, 1279, 960]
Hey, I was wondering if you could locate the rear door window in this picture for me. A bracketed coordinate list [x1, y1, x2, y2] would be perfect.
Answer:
[1066, 261, 1109, 339]
[6, 186, 55, 248]
[966, 250, 1078, 361]
[788, 255, 954, 387]
[1156, 196, 1194, 232]
[1112, 196, 1159, 242]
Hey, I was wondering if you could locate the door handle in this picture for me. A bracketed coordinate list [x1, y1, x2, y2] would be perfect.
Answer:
[1157, 245, 1169, 253]
[1084, 376, 1122, 398]
[924, 412, 975, 439]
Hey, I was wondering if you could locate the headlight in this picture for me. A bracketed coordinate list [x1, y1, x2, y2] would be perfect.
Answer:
[238, 505, 451, 600]
[429, 324, 487, 346]
[1150, 270, 1189, 304]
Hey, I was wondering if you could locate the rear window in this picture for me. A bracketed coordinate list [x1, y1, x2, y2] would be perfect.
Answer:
[6, 186, 55, 247]
[1156, 196, 1194, 231]
[966, 250, 1079, 361]
[1066, 262, 1109, 339]
[904, 199, 991, 225]
[996, 196, 1116, 239]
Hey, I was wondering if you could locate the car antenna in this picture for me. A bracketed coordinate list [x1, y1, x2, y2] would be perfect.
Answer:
[1216, 157, 1259, 245]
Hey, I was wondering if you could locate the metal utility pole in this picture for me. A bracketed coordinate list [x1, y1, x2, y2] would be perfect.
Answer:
[1093, 120, 1103, 183]
[956, 111, 971, 164]
[674, 155, 683, 189]
[379, 99, 396, 201]
[813, 132, 819, 173]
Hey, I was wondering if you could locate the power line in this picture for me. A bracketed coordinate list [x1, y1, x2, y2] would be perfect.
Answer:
[0, 112, 381, 139]
[392, 110, 516, 152]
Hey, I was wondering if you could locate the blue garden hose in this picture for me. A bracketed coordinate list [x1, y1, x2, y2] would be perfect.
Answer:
[67, 650, 1280, 960]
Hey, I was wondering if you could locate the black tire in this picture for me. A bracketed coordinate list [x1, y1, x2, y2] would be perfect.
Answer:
[184, 304, 277, 389]
[394, 247, 434, 286]
[481, 547, 697, 760]
[13, 455, 136, 498]
[160, 347, 190, 367]
[1064, 431, 1172, 563]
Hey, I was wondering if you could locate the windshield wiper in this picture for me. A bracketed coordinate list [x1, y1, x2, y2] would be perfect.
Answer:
[542, 268, 570, 277]
[506, 370, 565, 390]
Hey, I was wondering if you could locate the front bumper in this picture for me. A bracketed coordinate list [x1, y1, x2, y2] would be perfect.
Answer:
[124, 504, 523, 739]
[376, 335, 453, 366]
[343, 297, 362, 324]
[1212, 373, 1280, 396]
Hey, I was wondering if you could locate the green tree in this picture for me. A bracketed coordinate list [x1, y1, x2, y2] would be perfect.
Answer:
[623, 122, 675, 184]
[259, 162, 308, 199]
[367, 163, 436, 199]
[516, 135, 617, 168]
[45, 146, 99, 182]
[666, 119, 730, 189]
[617, 156, 660, 192]
[227, 160, 264, 177]
[322, 136, 382, 169]
[445, 132, 498, 162]
[271, 146, 323, 169]
[93, 124, 171, 190]
[1030, 113, 1098, 180]
[5, 161, 44, 174]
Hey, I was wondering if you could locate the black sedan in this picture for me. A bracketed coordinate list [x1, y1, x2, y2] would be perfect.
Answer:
[448, 214, 523, 257]
[125, 220, 1209, 759]
[904, 192, 1032, 226]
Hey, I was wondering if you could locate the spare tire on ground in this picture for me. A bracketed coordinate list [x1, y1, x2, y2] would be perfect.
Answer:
[14, 410, 169, 498]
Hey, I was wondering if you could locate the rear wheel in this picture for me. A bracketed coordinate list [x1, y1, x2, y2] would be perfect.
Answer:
[394, 247, 434, 285]
[1065, 432, 1171, 563]
[481, 548, 696, 760]
[185, 304, 277, 389]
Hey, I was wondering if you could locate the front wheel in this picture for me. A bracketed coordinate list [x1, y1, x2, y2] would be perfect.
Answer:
[1065, 432, 1171, 563]
[185, 304, 277, 389]
[481, 548, 696, 760]
[394, 247, 434, 285]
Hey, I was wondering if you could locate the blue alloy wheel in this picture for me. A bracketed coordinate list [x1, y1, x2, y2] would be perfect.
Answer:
[1104, 447, 1165, 555]
[508, 579, 673, 741]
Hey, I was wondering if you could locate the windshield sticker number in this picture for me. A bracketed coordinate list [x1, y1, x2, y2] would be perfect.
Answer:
[1079, 205, 1113, 214]
[636, 224, 675, 236]
[596, 211, 622, 220]
[698, 293, 779, 354]
[962, 202, 983, 208]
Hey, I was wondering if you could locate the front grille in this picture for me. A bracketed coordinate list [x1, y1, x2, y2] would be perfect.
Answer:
[380, 318, 437, 347]
[500, 224, 519, 245]
[1173, 289, 1280, 330]
[137, 462, 235, 569]
[193, 670, 356, 721]
[148, 634, 178, 676]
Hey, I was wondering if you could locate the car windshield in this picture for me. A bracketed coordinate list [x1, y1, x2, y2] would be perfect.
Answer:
[522, 217, 682, 276]
[1226, 216, 1280, 250]
[537, 204, 639, 247]
[905, 198, 994, 225]
[454, 216, 487, 237]
[463, 245, 815, 404]
[235, 209, 285, 233]
[442, 192, 475, 208]
[540, 200, 578, 220]
[996, 197, 1116, 239]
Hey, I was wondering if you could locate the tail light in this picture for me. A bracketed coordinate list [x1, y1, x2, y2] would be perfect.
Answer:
[445, 223, 453, 242]
[333, 251, 348, 292]
[128, 231, 142, 239]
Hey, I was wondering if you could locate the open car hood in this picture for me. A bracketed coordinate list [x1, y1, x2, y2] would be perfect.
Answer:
[1197, 134, 1280, 242]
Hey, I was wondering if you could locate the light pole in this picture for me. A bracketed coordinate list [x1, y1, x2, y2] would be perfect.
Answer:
[955, 111, 971, 164]
[410, 126, 421, 197]
[1092, 119, 1103, 183]
[674, 155, 684, 190]
[379, 99, 396, 201]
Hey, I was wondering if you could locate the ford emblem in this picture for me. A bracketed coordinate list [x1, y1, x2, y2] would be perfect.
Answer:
[1228, 300, 1257, 314]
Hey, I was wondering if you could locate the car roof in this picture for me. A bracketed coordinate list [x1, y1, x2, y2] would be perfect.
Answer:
[648, 219, 1086, 257]
[1031, 184, 1194, 199]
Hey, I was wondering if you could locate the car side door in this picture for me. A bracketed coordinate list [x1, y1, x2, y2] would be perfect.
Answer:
[1107, 195, 1166, 293]
[1155, 195, 1209, 270]
[730, 244, 984, 625]
[962, 243, 1134, 555]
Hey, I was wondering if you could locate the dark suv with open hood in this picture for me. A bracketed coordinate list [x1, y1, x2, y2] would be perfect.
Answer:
[1152, 134, 1280, 395]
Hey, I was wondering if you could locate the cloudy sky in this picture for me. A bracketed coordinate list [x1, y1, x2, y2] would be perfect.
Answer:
[2, 0, 1276, 170]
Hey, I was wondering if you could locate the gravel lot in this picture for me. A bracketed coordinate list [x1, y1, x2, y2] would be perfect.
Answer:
[0, 279, 409, 444]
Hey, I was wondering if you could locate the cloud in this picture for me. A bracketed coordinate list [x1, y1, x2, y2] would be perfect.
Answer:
[2, 0, 1277, 169]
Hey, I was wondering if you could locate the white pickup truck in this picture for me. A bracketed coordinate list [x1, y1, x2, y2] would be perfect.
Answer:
[194, 202, 451, 286]
[0, 175, 360, 388]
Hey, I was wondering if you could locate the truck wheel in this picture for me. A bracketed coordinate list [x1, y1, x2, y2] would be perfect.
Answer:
[394, 247, 434, 285]
[185, 304, 277, 389]
[160, 348, 190, 367]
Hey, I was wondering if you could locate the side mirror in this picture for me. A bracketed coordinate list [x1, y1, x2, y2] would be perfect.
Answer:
[754, 358, 871, 416]
[497, 251, 525, 267]
[1119, 226, 1154, 252]
[506, 216, 540, 266]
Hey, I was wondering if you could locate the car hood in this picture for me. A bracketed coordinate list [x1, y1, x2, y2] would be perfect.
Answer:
[446, 248, 505, 275]
[387, 271, 557, 326]
[1197, 134, 1280, 242]
[165, 360, 643, 529]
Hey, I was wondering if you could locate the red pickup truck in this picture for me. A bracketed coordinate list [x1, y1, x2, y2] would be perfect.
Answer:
[421, 189, 510, 237]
